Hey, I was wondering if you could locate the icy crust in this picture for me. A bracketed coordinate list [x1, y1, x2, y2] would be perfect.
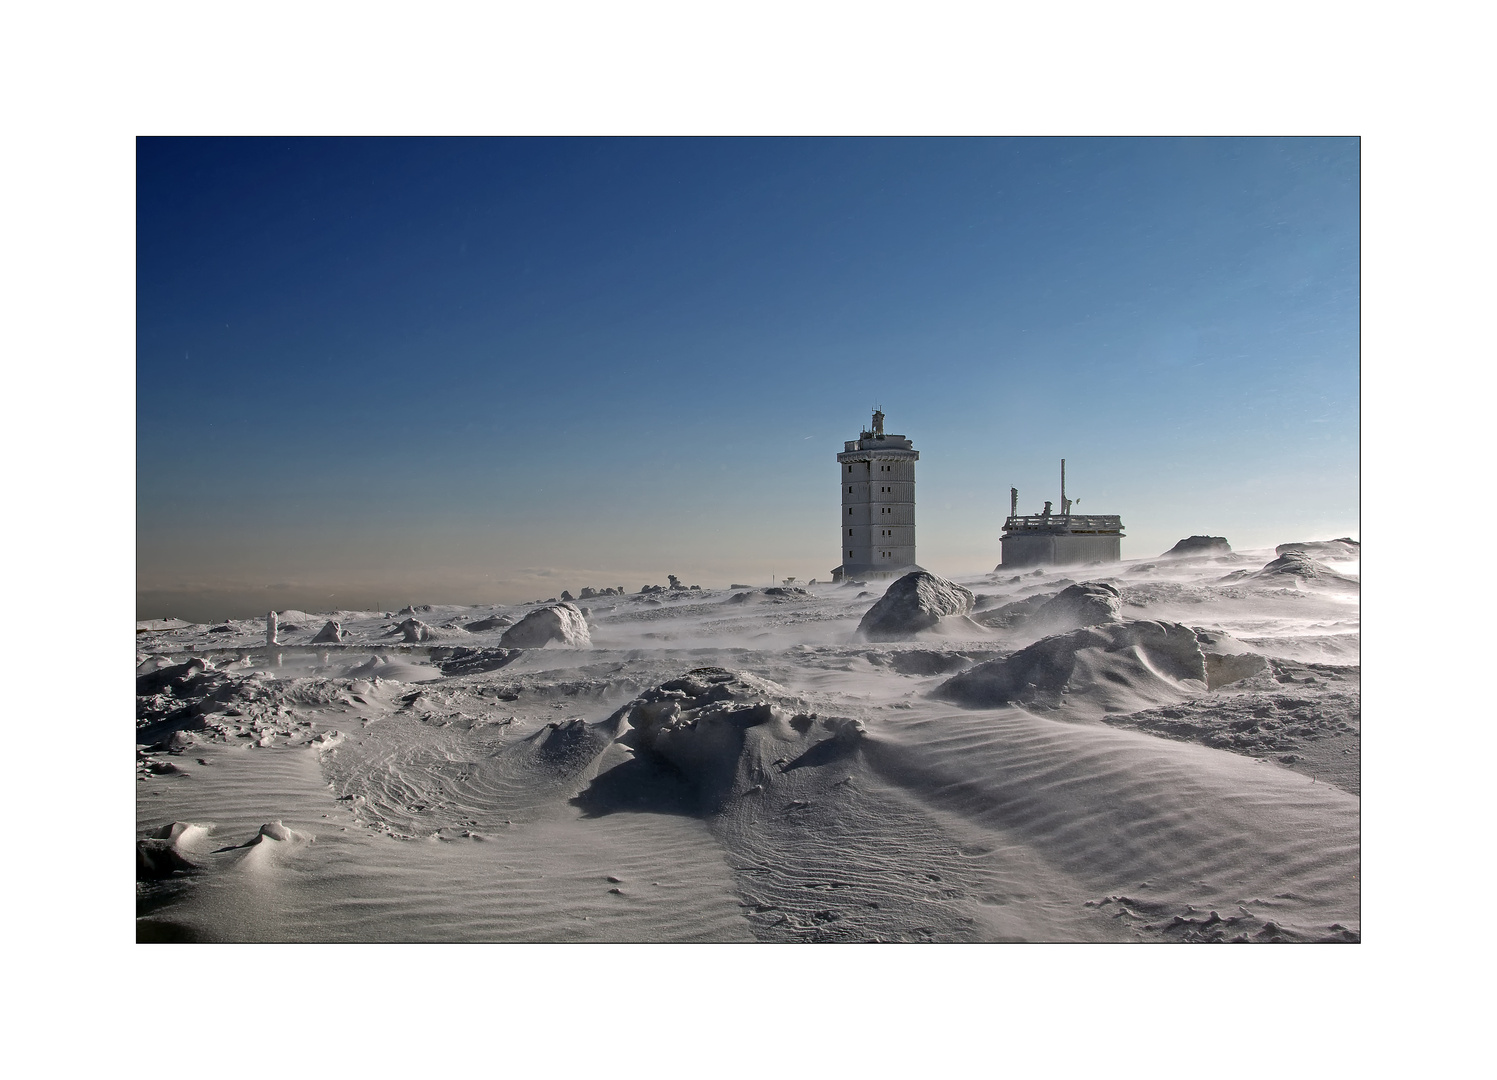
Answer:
[935, 620, 1267, 711]
[857, 571, 975, 640]
[603, 668, 864, 812]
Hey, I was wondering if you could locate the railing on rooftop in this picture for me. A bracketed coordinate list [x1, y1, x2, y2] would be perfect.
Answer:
[1002, 514, 1124, 534]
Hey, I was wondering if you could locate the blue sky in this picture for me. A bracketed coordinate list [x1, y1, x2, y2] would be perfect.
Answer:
[137, 137, 1358, 619]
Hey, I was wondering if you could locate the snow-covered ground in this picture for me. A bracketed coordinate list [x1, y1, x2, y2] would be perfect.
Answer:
[136, 543, 1359, 942]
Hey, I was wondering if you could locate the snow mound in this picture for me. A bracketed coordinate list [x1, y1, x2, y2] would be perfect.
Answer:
[136, 821, 211, 881]
[499, 602, 591, 649]
[727, 586, 811, 604]
[434, 647, 521, 676]
[934, 621, 1267, 711]
[312, 620, 344, 643]
[463, 613, 514, 632]
[137, 838, 196, 880]
[344, 655, 442, 683]
[857, 572, 975, 640]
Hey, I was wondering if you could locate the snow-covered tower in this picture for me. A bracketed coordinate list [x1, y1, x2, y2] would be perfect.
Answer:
[832, 410, 921, 582]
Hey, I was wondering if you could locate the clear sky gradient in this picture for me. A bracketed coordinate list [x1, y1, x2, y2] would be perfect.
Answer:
[137, 137, 1358, 620]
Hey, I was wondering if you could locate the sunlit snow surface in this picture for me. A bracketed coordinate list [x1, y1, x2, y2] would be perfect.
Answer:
[136, 548, 1358, 942]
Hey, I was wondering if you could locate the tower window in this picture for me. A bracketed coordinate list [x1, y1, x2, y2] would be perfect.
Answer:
[848, 528, 853, 536]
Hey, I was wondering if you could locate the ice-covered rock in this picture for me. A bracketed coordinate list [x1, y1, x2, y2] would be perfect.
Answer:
[1031, 582, 1122, 630]
[312, 620, 344, 643]
[1252, 551, 1359, 589]
[857, 571, 975, 640]
[1275, 538, 1359, 561]
[594, 667, 865, 812]
[1163, 536, 1232, 557]
[972, 592, 1052, 629]
[935, 620, 1267, 711]
[1194, 628, 1269, 688]
[499, 602, 591, 649]
[398, 618, 435, 642]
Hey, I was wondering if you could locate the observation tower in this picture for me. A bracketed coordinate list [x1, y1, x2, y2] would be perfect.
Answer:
[832, 410, 921, 582]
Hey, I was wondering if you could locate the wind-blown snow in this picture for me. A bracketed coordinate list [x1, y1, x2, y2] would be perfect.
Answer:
[136, 543, 1359, 942]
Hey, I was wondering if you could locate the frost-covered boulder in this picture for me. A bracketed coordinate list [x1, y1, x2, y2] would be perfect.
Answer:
[592, 667, 865, 813]
[935, 621, 1266, 711]
[857, 572, 975, 641]
[398, 618, 435, 642]
[312, 620, 344, 643]
[499, 601, 591, 649]
[1163, 536, 1232, 558]
[1032, 582, 1122, 630]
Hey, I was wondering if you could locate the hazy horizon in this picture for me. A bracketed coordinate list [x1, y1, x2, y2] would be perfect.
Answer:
[137, 136, 1358, 622]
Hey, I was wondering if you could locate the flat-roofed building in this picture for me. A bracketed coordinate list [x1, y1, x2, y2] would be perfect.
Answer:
[999, 460, 1124, 568]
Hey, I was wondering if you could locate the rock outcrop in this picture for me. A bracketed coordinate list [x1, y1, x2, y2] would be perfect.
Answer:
[1275, 538, 1359, 561]
[1163, 536, 1232, 558]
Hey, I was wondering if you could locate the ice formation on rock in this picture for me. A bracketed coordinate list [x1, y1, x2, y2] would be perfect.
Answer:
[1163, 536, 1232, 557]
[857, 571, 974, 640]
[312, 620, 344, 643]
[498, 602, 592, 649]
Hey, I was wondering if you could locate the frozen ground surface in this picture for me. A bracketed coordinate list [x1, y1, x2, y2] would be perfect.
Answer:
[136, 546, 1358, 942]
